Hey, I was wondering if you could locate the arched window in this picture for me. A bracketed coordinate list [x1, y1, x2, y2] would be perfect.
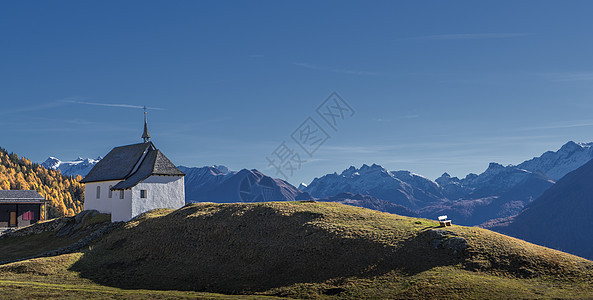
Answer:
[108, 186, 113, 198]
[96, 186, 101, 199]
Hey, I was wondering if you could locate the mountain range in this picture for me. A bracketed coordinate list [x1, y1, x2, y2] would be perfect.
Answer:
[303, 141, 593, 225]
[517, 141, 593, 180]
[42, 156, 102, 177]
[420, 163, 555, 224]
[43, 141, 593, 226]
[303, 163, 555, 225]
[35, 140, 593, 262]
[483, 155, 593, 260]
[304, 164, 445, 209]
[178, 165, 308, 203]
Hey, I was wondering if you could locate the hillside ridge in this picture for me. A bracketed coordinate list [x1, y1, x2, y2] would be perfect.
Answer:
[2, 202, 584, 298]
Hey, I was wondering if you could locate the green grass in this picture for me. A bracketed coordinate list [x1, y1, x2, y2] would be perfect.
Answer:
[266, 266, 593, 299]
[0, 213, 111, 262]
[0, 231, 79, 262]
[1, 201, 593, 299]
[0, 280, 281, 299]
[81, 212, 111, 229]
[0, 253, 283, 299]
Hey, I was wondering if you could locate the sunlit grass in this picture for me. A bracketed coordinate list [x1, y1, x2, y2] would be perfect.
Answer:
[1, 201, 592, 299]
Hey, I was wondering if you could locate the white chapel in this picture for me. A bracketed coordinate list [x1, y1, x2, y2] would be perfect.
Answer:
[81, 112, 185, 222]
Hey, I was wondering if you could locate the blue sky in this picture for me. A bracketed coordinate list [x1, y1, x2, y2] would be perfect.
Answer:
[2, 1, 593, 185]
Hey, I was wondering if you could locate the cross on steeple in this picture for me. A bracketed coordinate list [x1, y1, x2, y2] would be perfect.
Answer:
[142, 106, 151, 143]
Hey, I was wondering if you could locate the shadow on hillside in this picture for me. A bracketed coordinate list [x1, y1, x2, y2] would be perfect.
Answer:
[391, 228, 468, 275]
[69, 205, 465, 293]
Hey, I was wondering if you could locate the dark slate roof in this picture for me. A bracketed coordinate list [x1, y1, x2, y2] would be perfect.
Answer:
[81, 142, 184, 189]
[111, 149, 185, 190]
[81, 143, 152, 183]
[0, 190, 45, 202]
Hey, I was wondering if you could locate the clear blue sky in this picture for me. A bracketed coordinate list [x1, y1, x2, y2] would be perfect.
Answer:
[2, 1, 593, 185]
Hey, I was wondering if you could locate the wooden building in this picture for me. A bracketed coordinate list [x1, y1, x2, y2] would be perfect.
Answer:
[0, 190, 46, 228]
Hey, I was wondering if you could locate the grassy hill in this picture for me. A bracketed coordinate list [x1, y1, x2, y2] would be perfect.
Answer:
[1, 202, 593, 299]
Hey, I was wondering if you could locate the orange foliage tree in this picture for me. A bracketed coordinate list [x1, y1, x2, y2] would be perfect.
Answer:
[0, 147, 84, 218]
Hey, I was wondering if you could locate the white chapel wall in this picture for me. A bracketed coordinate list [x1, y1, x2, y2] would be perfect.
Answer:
[83, 180, 120, 214]
[131, 175, 185, 219]
[111, 189, 133, 222]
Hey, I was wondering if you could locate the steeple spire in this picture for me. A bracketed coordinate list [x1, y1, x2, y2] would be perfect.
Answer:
[142, 106, 150, 143]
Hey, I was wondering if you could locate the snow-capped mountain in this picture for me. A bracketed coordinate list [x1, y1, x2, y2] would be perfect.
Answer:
[484, 156, 593, 260]
[304, 164, 446, 210]
[423, 165, 554, 225]
[435, 162, 555, 199]
[178, 165, 308, 203]
[42, 156, 101, 177]
[304, 141, 593, 225]
[305, 162, 555, 225]
[517, 141, 593, 180]
[46, 141, 592, 224]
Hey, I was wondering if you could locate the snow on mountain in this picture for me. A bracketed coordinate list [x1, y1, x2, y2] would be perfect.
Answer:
[391, 170, 442, 198]
[304, 164, 446, 210]
[46, 141, 592, 224]
[42, 156, 101, 177]
[440, 162, 555, 199]
[424, 165, 554, 225]
[43, 157, 62, 170]
[517, 141, 593, 180]
[434, 173, 466, 200]
[484, 156, 593, 260]
[305, 161, 556, 225]
[428, 140, 593, 222]
[211, 165, 231, 175]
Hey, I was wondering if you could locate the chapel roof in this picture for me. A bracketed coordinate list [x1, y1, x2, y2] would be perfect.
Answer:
[80, 142, 184, 189]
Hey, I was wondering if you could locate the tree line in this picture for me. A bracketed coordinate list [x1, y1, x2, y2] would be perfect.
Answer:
[0, 147, 84, 218]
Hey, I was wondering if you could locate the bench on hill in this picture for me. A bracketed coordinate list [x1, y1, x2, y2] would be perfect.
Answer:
[438, 215, 452, 227]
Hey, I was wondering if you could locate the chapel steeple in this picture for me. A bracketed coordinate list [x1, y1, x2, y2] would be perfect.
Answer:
[142, 106, 150, 143]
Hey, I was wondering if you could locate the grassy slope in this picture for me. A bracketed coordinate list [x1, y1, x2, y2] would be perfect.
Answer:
[0, 212, 110, 262]
[0, 254, 283, 299]
[0, 231, 79, 262]
[1, 202, 593, 299]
